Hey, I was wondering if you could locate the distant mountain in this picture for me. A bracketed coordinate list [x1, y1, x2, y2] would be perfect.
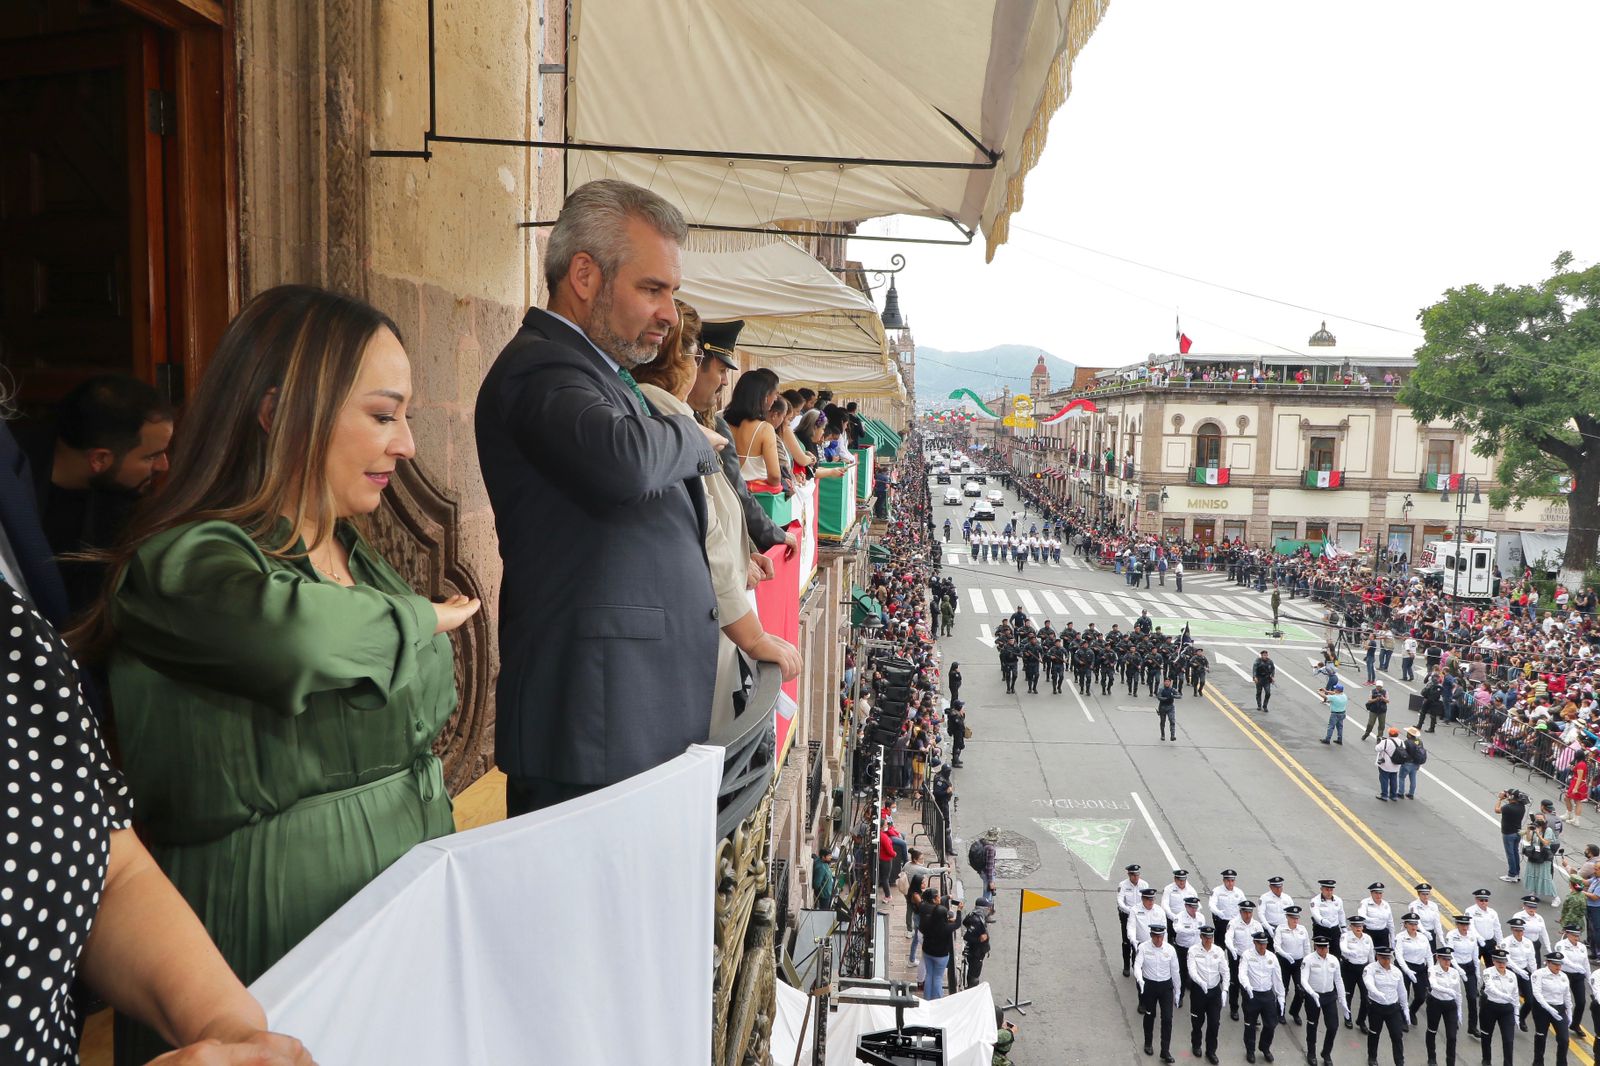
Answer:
[913, 345, 1076, 409]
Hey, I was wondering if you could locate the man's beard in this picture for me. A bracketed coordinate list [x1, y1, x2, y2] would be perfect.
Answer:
[587, 282, 660, 369]
[88, 463, 149, 497]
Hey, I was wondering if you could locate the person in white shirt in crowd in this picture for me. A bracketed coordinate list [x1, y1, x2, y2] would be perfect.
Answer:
[1211, 868, 1247, 952]
[1134, 927, 1181, 1063]
[1408, 883, 1445, 950]
[1359, 882, 1397, 952]
[1445, 913, 1486, 1039]
[1310, 879, 1347, 957]
[1401, 634, 1419, 682]
[1187, 925, 1229, 1066]
[1425, 948, 1466, 1066]
[1129, 886, 1170, 952]
[1240, 930, 1287, 1064]
[1468, 889, 1505, 971]
[1557, 924, 1591, 1037]
[1396, 913, 1435, 1024]
[1503, 917, 1540, 1032]
[1302, 935, 1349, 1066]
[1260, 876, 1294, 937]
[1163, 869, 1195, 929]
[1173, 897, 1207, 998]
[1117, 863, 1147, 977]
[1228, 901, 1267, 1022]
[1362, 946, 1413, 1066]
[1275, 906, 1312, 1024]
[1480, 949, 1521, 1065]
[1341, 915, 1377, 1033]
[1531, 951, 1575, 1066]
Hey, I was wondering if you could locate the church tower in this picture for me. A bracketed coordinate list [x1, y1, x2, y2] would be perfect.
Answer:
[1029, 352, 1050, 404]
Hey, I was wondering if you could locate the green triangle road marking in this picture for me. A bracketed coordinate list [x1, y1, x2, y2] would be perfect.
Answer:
[1034, 817, 1133, 881]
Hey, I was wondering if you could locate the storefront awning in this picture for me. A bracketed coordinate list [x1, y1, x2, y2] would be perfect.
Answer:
[569, 0, 1112, 260]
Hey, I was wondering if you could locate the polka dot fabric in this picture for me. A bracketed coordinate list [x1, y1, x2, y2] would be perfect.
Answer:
[0, 580, 131, 1064]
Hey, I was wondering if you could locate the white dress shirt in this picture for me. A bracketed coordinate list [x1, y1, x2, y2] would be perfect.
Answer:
[1587, 967, 1600, 1005]
[1339, 931, 1375, 966]
[1444, 928, 1483, 971]
[1427, 962, 1466, 1025]
[1258, 890, 1293, 930]
[1210, 885, 1247, 922]
[1517, 910, 1553, 954]
[1499, 933, 1537, 979]
[1188, 944, 1230, 994]
[1396, 930, 1434, 967]
[1301, 953, 1348, 1010]
[1240, 947, 1287, 1004]
[1135, 940, 1180, 991]
[1357, 898, 1395, 934]
[1275, 923, 1311, 963]
[1467, 903, 1502, 945]
[1532, 967, 1575, 1024]
[1363, 961, 1411, 1004]
[1228, 918, 1266, 960]
[1172, 910, 1205, 949]
[1127, 902, 1167, 948]
[1162, 882, 1194, 920]
[1117, 877, 1145, 915]
[1309, 894, 1346, 930]
[1481, 967, 1521, 1005]
[1559, 939, 1591, 977]
[1408, 896, 1444, 942]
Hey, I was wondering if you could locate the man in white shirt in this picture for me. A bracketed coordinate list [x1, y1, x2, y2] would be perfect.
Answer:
[1259, 876, 1294, 936]
[1240, 930, 1287, 1064]
[1358, 883, 1396, 952]
[1187, 925, 1228, 1065]
[1531, 951, 1575, 1066]
[1502, 917, 1539, 1032]
[1425, 948, 1466, 1066]
[1309, 879, 1346, 959]
[1210, 868, 1247, 952]
[1134, 927, 1181, 1063]
[1275, 907, 1311, 1024]
[1557, 925, 1591, 1037]
[1340, 916, 1376, 1033]
[1162, 870, 1194, 928]
[1117, 863, 1146, 977]
[1407, 882, 1444, 948]
[1468, 889, 1504, 971]
[1395, 913, 1434, 1024]
[1516, 894, 1554, 960]
[1172, 897, 1206, 998]
[1480, 948, 1520, 1064]
[1363, 946, 1412, 1066]
[1301, 936, 1348, 1066]
[1128, 887, 1169, 952]
[1445, 913, 1486, 1038]
[1228, 901, 1266, 1022]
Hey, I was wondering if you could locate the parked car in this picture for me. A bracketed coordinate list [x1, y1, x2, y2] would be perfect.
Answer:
[943, 488, 962, 505]
[963, 480, 982, 497]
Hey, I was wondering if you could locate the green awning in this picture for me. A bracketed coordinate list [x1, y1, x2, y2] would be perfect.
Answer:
[851, 585, 886, 627]
[869, 543, 891, 562]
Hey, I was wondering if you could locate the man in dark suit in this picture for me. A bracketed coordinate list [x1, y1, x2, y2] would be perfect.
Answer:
[477, 179, 741, 816]
[0, 419, 72, 629]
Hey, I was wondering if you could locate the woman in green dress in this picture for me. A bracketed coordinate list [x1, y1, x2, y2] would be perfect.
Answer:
[71, 285, 480, 1064]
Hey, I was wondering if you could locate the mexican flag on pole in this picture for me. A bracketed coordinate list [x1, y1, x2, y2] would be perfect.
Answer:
[1304, 470, 1343, 488]
[1423, 473, 1462, 491]
[1192, 467, 1228, 485]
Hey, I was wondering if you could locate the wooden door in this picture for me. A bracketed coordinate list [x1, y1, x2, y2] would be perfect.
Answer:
[0, 28, 166, 416]
[1193, 518, 1215, 545]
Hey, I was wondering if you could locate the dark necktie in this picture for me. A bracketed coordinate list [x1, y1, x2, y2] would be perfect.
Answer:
[616, 367, 652, 415]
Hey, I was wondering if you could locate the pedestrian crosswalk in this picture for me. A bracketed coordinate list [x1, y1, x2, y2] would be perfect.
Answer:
[957, 582, 1318, 627]
[944, 547, 1088, 569]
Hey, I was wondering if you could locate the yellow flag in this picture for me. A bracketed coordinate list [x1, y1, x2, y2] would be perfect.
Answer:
[1020, 889, 1061, 914]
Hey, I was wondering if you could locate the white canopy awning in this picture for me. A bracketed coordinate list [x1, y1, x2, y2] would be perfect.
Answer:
[569, 0, 1110, 260]
[677, 237, 906, 398]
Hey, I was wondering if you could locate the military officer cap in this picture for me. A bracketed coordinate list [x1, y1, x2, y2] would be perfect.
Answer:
[1547, 950, 1565, 963]
[1140, 887, 1158, 897]
[1375, 946, 1394, 957]
[1251, 930, 1270, 943]
[1184, 896, 1200, 906]
[1267, 876, 1285, 886]
[1521, 895, 1540, 906]
[1313, 935, 1331, 947]
[1508, 917, 1526, 928]
[1367, 882, 1385, 892]
[1564, 923, 1584, 934]
[1173, 869, 1189, 878]
[1239, 900, 1257, 911]
[1221, 869, 1238, 878]
[1414, 882, 1432, 893]
[1452, 914, 1472, 925]
[1284, 905, 1302, 916]
[1317, 878, 1337, 888]
[1472, 888, 1492, 899]
[1402, 913, 1420, 923]
[1433, 947, 1453, 958]
[1348, 915, 1367, 925]
[1200, 925, 1216, 937]
[1126, 863, 1142, 873]
[1491, 948, 1509, 960]
[1150, 927, 1166, 938]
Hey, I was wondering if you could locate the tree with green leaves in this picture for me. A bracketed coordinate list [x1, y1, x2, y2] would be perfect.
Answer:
[1400, 253, 1600, 589]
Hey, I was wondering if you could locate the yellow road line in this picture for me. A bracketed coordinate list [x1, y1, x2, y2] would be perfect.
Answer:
[1200, 684, 1596, 1066]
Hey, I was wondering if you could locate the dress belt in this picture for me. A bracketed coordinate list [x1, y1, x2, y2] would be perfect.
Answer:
[244, 753, 444, 825]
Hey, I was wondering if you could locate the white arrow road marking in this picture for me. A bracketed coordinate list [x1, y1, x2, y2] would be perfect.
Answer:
[978, 624, 995, 648]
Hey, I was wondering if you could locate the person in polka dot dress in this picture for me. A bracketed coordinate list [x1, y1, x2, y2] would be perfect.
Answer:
[0, 579, 313, 1065]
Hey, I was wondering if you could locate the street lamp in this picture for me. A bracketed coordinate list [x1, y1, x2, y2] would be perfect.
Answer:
[1442, 478, 1482, 598]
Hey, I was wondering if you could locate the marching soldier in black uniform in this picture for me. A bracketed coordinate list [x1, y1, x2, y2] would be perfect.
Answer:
[999, 636, 1019, 694]
[1143, 646, 1165, 697]
[1097, 641, 1118, 695]
[1072, 641, 1095, 695]
[1123, 640, 1143, 696]
[1189, 646, 1210, 696]
[1021, 637, 1042, 694]
[1045, 638, 1066, 694]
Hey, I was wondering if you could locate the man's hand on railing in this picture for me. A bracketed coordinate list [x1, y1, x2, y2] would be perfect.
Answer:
[749, 633, 803, 681]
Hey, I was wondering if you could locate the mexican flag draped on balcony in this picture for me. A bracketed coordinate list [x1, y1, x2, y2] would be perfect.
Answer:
[1304, 470, 1343, 489]
[1193, 467, 1229, 485]
[1422, 473, 1463, 491]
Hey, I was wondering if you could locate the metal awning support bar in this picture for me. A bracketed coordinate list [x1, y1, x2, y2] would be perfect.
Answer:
[517, 218, 976, 247]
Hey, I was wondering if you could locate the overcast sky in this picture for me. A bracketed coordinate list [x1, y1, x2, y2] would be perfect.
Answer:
[853, 0, 1600, 371]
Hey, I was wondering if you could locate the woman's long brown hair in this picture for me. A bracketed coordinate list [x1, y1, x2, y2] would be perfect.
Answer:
[69, 284, 399, 660]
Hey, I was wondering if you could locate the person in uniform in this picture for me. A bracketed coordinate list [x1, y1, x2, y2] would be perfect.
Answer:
[1468, 890, 1504, 972]
[1276, 906, 1312, 1024]
[1557, 925, 1590, 1036]
[1260, 877, 1294, 937]
[1254, 650, 1277, 712]
[1189, 645, 1210, 696]
[1142, 645, 1164, 698]
[1021, 636, 1042, 694]
[1097, 641, 1118, 695]
[1359, 883, 1396, 952]
[1211, 870, 1247, 952]
[1362, 946, 1412, 1066]
[1407, 883, 1444, 949]
[999, 636, 1019, 694]
[1173, 897, 1207, 999]
[1340, 915, 1376, 1033]
[1072, 641, 1094, 695]
[1189, 925, 1229, 1065]
[1241, 930, 1287, 1064]
[1157, 675, 1181, 742]
[1229, 901, 1267, 1021]
[1396, 913, 1434, 1024]
[1531, 951, 1575, 1066]
[1134, 927, 1181, 1063]
[1425, 948, 1466, 1066]
[1045, 637, 1066, 695]
[1502, 917, 1538, 1032]
[1311, 879, 1347, 960]
[1480, 948, 1520, 1065]
[1129, 886, 1171, 953]
[1123, 639, 1143, 696]
[1517, 895, 1554, 962]
[1302, 935, 1349, 1066]
[1444, 914, 1485, 1038]
[1118, 863, 1147, 976]
[1163, 870, 1196, 930]
[1586, 964, 1600, 1059]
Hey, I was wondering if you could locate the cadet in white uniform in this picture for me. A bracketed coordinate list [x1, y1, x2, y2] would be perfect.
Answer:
[1340, 916, 1376, 1033]
[1557, 925, 1591, 1036]
[1480, 949, 1520, 1065]
[1310, 879, 1347, 960]
[1162, 870, 1195, 927]
[1172, 897, 1207, 998]
[1362, 946, 1412, 1066]
[1468, 889, 1504, 971]
[1240, 930, 1287, 1064]
[1301, 935, 1348, 1066]
[1275, 906, 1311, 1024]
[1129, 887, 1169, 952]
[1357, 883, 1396, 952]
[1587, 966, 1600, 1058]
[1117, 863, 1147, 976]
[1259, 876, 1294, 936]
[1502, 917, 1538, 1032]
[1516, 895, 1554, 961]
[1188, 925, 1229, 1065]
[1134, 927, 1181, 1063]
[1210, 868, 1247, 953]
[1407, 883, 1444, 948]
[1395, 913, 1434, 1024]
[1531, 951, 1575, 1066]
[1228, 901, 1267, 1021]
[1425, 948, 1466, 1066]
[1445, 914, 1486, 1037]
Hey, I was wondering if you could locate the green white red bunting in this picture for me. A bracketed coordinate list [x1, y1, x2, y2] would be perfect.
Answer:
[1423, 473, 1462, 491]
[1192, 467, 1228, 485]
[1304, 470, 1343, 488]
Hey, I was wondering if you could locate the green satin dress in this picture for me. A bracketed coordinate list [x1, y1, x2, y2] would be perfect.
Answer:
[108, 518, 456, 1064]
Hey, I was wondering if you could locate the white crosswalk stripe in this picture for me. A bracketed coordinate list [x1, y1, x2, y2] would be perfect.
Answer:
[1090, 592, 1121, 617]
[1042, 591, 1068, 615]
[1068, 591, 1096, 616]
[967, 588, 988, 614]
[1016, 590, 1042, 616]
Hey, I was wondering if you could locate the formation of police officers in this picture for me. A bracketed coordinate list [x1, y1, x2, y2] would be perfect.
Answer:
[993, 607, 1209, 703]
[1117, 867, 1600, 1066]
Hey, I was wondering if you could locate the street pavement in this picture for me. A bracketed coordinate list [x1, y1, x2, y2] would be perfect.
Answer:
[933, 477, 1591, 1066]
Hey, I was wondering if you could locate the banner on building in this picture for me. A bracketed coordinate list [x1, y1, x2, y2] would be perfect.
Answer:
[1303, 470, 1343, 489]
[1192, 467, 1229, 486]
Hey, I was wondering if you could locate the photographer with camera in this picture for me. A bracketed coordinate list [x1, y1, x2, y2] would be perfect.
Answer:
[1496, 789, 1530, 883]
